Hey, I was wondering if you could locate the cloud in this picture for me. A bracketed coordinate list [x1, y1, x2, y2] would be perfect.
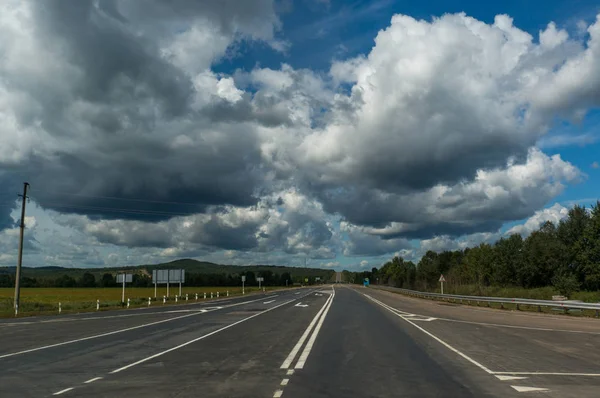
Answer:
[592, 161, 600, 169]
[506, 203, 569, 236]
[537, 133, 598, 148]
[2, 5, 600, 267]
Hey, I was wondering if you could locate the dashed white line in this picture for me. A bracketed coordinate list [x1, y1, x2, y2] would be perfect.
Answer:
[84, 377, 103, 384]
[0, 296, 270, 360]
[281, 293, 333, 369]
[263, 300, 276, 304]
[281, 379, 289, 386]
[295, 287, 335, 369]
[53, 387, 74, 395]
[511, 386, 549, 392]
[111, 299, 296, 374]
[273, 390, 284, 397]
[286, 369, 294, 375]
[496, 375, 528, 381]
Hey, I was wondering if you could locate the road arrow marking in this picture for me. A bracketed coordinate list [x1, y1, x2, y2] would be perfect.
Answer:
[511, 386, 549, 392]
[295, 303, 309, 307]
[496, 375, 528, 381]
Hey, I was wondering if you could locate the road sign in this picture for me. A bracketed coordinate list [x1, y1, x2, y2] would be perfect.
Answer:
[116, 274, 132, 283]
[152, 269, 185, 283]
[315, 277, 321, 281]
[241, 276, 246, 282]
[304, 278, 308, 283]
[439, 274, 446, 295]
[117, 273, 133, 303]
[364, 278, 370, 287]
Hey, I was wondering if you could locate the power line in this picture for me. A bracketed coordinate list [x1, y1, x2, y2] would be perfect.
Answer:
[33, 202, 195, 217]
[30, 190, 206, 206]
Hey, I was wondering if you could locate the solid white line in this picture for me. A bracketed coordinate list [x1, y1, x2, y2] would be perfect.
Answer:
[364, 294, 494, 374]
[511, 386, 549, 392]
[295, 287, 335, 369]
[436, 317, 600, 335]
[53, 387, 74, 395]
[280, 295, 333, 369]
[110, 299, 295, 374]
[84, 377, 103, 384]
[281, 379, 289, 386]
[493, 372, 600, 376]
[0, 295, 269, 360]
[263, 300, 276, 304]
[273, 390, 283, 397]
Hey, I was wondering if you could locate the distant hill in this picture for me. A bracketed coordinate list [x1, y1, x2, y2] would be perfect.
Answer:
[0, 259, 335, 282]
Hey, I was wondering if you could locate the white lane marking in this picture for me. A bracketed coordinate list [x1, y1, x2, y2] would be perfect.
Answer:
[273, 390, 284, 397]
[84, 377, 103, 384]
[436, 317, 600, 335]
[0, 295, 269, 360]
[294, 303, 308, 308]
[286, 369, 294, 375]
[281, 379, 289, 386]
[295, 287, 335, 369]
[364, 294, 494, 374]
[493, 372, 600, 377]
[496, 375, 528, 381]
[111, 299, 296, 374]
[295, 292, 301, 295]
[164, 309, 211, 313]
[280, 295, 333, 369]
[53, 388, 74, 395]
[266, 295, 278, 298]
[511, 386, 550, 392]
[263, 300, 276, 304]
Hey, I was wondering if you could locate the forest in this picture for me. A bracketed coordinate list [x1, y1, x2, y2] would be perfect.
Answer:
[348, 202, 600, 299]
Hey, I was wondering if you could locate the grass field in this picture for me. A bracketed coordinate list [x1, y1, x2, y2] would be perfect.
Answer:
[0, 286, 284, 318]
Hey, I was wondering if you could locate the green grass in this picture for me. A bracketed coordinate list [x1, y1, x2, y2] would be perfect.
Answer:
[0, 286, 285, 318]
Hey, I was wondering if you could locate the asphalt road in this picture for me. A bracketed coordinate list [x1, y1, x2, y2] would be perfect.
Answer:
[1, 285, 599, 397]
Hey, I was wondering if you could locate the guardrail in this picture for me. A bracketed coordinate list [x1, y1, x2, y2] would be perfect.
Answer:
[372, 285, 600, 316]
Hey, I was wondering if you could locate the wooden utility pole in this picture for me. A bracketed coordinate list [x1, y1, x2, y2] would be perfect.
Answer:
[14, 182, 30, 315]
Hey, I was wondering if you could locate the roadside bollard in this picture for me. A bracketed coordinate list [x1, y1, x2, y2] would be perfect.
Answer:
[217, 292, 220, 298]
[59, 302, 62, 314]
[148, 297, 151, 307]
[175, 296, 178, 302]
[15, 305, 18, 316]
[211, 292, 213, 299]
[204, 292, 207, 299]
[163, 295, 166, 304]
[227, 291, 229, 297]
[127, 298, 130, 308]
[196, 293, 198, 300]
[186, 294, 189, 301]
[97, 299, 100, 311]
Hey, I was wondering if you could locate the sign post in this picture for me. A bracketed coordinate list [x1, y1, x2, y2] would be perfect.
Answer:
[152, 269, 185, 298]
[439, 274, 446, 295]
[116, 273, 133, 304]
[241, 275, 246, 295]
[257, 277, 264, 290]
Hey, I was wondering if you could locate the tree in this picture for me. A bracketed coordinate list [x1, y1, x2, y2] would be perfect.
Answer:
[55, 275, 77, 288]
[79, 272, 96, 287]
[492, 234, 523, 287]
[520, 221, 567, 288]
[575, 202, 600, 290]
[99, 273, 115, 287]
[416, 251, 439, 289]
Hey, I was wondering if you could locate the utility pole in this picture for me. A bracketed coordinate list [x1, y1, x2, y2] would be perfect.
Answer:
[14, 182, 30, 314]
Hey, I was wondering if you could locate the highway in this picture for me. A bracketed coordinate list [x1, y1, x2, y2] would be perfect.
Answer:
[1, 285, 599, 397]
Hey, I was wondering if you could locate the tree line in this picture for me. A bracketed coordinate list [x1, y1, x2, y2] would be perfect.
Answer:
[0, 269, 325, 289]
[349, 202, 600, 297]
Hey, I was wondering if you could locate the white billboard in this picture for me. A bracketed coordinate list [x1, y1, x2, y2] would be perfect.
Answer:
[116, 273, 132, 283]
[152, 269, 185, 283]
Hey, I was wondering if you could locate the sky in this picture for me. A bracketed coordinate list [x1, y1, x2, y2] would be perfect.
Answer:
[1, 0, 599, 272]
